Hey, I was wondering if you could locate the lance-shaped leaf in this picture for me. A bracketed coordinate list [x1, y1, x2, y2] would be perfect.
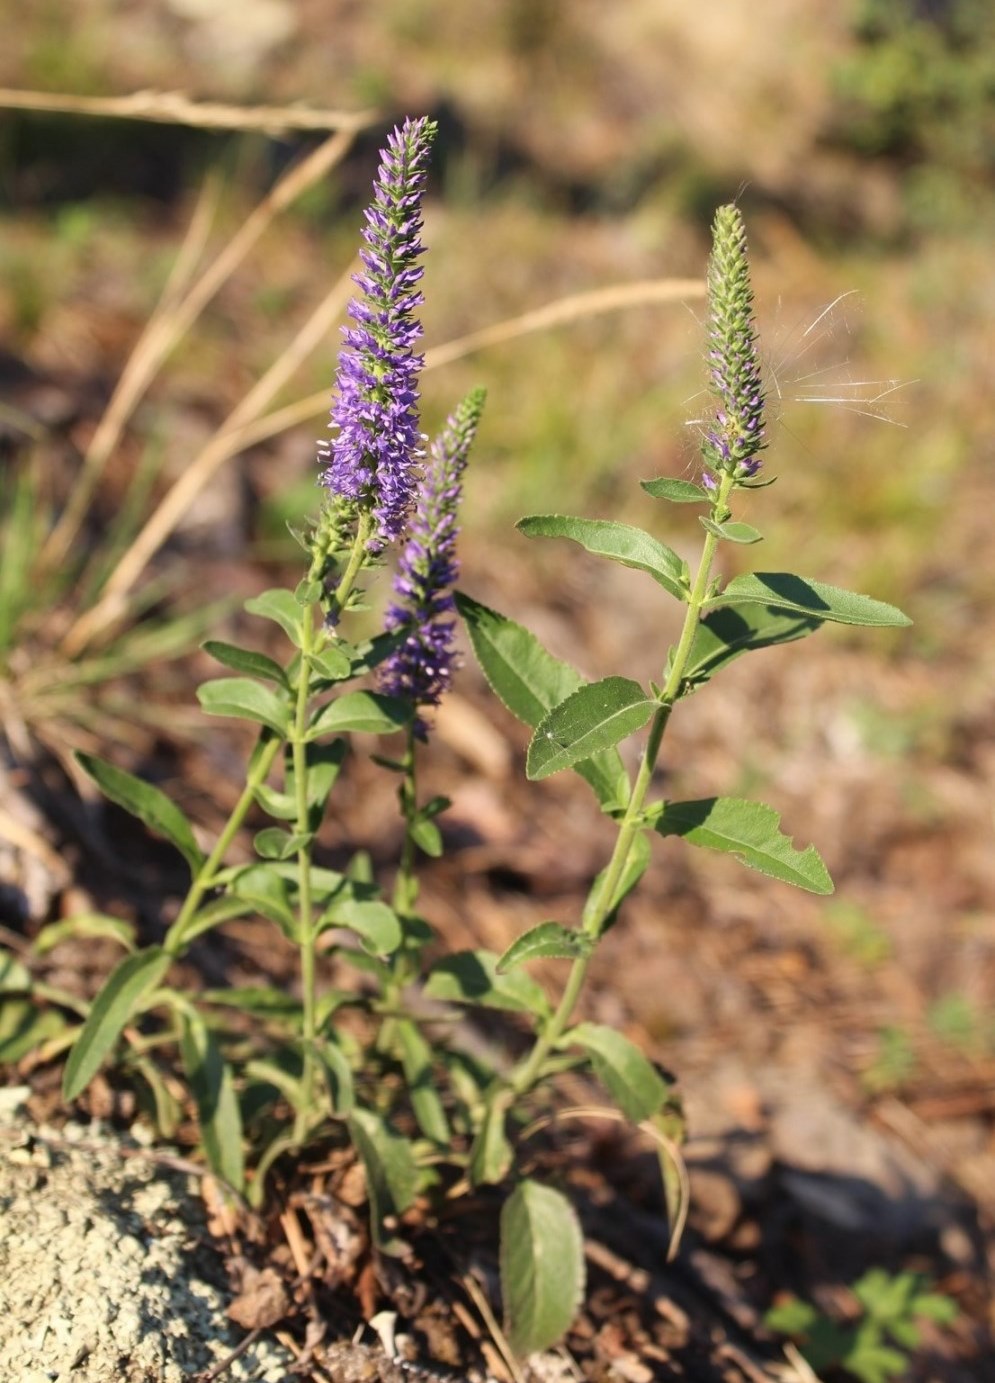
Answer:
[348, 1107, 418, 1255]
[455, 592, 628, 808]
[309, 645, 352, 681]
[683, 603, 823, 691]
[75, 753, 204, 875]
[705, 573, 911, 628]
[699, 516, 763, 545]
[244, 588, 302, 645]
[197, 678, 291, 735]
[497, 922, 593, 973]
[528, 678, 656, 781]
[501, 1180, 584, 1356]
[469, 1097, 513, 1187]
[308, 691, 411, 739]
[320, 896, 402, 955]
[640, 476, 710, 503]
[33, 914, 137, 955]
[63, 947, 171, 1099]
[202, 640, 288, 687]
[180, 1014, 244, 1191]
[655, 797, 834, 894]
[517, 515, 687, 600]
[424, 949, 551, 1018]
[566, 1022, 669, 1121]
[396, 1020, 450, 1144]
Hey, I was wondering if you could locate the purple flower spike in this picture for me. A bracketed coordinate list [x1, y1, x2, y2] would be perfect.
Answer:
[318, 117, 437, 545]
[379, 389, 486, 737]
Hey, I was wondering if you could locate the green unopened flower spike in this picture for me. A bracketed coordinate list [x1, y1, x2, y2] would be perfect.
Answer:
[701, 204, 766, 486]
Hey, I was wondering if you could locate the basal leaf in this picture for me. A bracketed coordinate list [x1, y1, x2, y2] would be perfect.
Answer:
[455, 592, 628, 808]
[63, 947, 171, 1099]
[202, 640, 288, 687]
[244, 588, 302, 645]
[469, 1097, 513, 1187]
[640, 476, 710, 503]
[197, 678, 291, 735]
[501, 1180, 584, 1356]
[517, 515, 687, 599]
[699, 516, 763, 544]
[683, 603, 823, 690]
[76, 752, 205, 876]
[655, 797, 834, 894]
[180, 1014, 244, 1191]
[348, 1107, 418, 1254]
[424, 949, 551, 1019]
[527, 678, 655, 781]
[567, 1022, 669, 1121]
[497, 922, 592, 973]
[396, 1019, 450, 1144]
[308, 691, 411, 739]
[706, 573, 911, 628]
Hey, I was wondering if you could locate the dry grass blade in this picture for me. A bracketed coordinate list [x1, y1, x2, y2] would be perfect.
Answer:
[0, 87, 377, 135]
[60, 275, 702, 655]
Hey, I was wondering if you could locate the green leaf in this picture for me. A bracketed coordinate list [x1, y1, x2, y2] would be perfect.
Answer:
[347, 630, 406, 676]
[409, 817, 443, 857]
[396, 1020, 450, 1144]
[640, 476, 710, 503]
[705, 573, 911, 627]
[75, 753, 205, 876]
[566, 1022, 669, 1121]
[295, 576, 322, 606]
[201, 985, 302, 1017]
[497, 923, 593, 973]
[179, 1014, 244, 1191]
[253, 783, 297, 821]
[764, 1298, 820, 1336]
[253, 827, 309, 861]
[527, 678, 655, 781]
[63, 947, 171, 1100]
[655, 797, 834, 894]
[455, 592, 628, 809]
[167, 895, 254, 949]
[33, 914, 136, 955]
[309, 646, 352, 681]
[684, 603, 823, 690]
[582, 829, 651, 935]
[197, 678, 291, 734]
[229, 866, 297, 936]
[468, 1098, 513, 1187]
[424, 950, 551, 1019]
[244, 588, 302, 645]
[320, 896, 402, 955]
[0, 1001, 67, 1063]
[315, 1037, 354, 1116]
[500, 1180, 584, 1355]
[348, 1107, 418, 1254]
[699, 516, 763, 544]
[517, 515, 687, 600]
[0, 950, 31, 991]
[202, 640, 288, 687]
[308, 691, 411, 739]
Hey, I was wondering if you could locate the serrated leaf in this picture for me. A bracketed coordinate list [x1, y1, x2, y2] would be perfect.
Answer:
[582, 829, 651, 935]
[469, 1097, 512, 1187]
[348, 1107, 418, 1254]
[497, 923, 592, 973]
[424, 949, 551, 1019]
[202, 640, 288, 687]
[244, 588, 302, 644]
[699, 516, 763, 544]
[180, 1014, 244, 1191]
[655, 797, 834, 894]
[33, 914, 136, 955]
[309, 645, 352, 681]
[229, 865, 297, 936]
[308, 691, 411, 739]
[684, 603, 823, 690]
[706, 572, 911, 627]
[321, 897, 402, 954]
[75, 752, 205, 875]
[455, 592, 628, 808]
[197, 678, 291, 734]
[640, 476, 710, 503]
[63, 947, 171, 1099]
[396, 1020, 450, 1144]
[567, 1022, 669, 1121]
[527, 677, 655, 781]
[517, 515, 687, 600]
[501, 1180, 584, 1355]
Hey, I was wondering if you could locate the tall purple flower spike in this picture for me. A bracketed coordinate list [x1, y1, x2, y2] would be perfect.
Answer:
[318, 117, 437, 545]
[379, 389, 485, 737]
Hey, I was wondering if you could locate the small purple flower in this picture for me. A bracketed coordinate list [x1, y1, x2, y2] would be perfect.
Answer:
[318, 117, 437, 545]
[379, 389, 485, 737]
[701, 205, 766, 484]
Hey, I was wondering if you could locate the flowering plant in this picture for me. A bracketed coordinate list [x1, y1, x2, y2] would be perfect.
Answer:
[41, 119, 909, 1359]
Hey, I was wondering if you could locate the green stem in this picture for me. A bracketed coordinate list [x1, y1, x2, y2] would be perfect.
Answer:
[392, 723, 419, 918]
[507, 472, 735, 1099]
[292, 596, 318, 1144]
